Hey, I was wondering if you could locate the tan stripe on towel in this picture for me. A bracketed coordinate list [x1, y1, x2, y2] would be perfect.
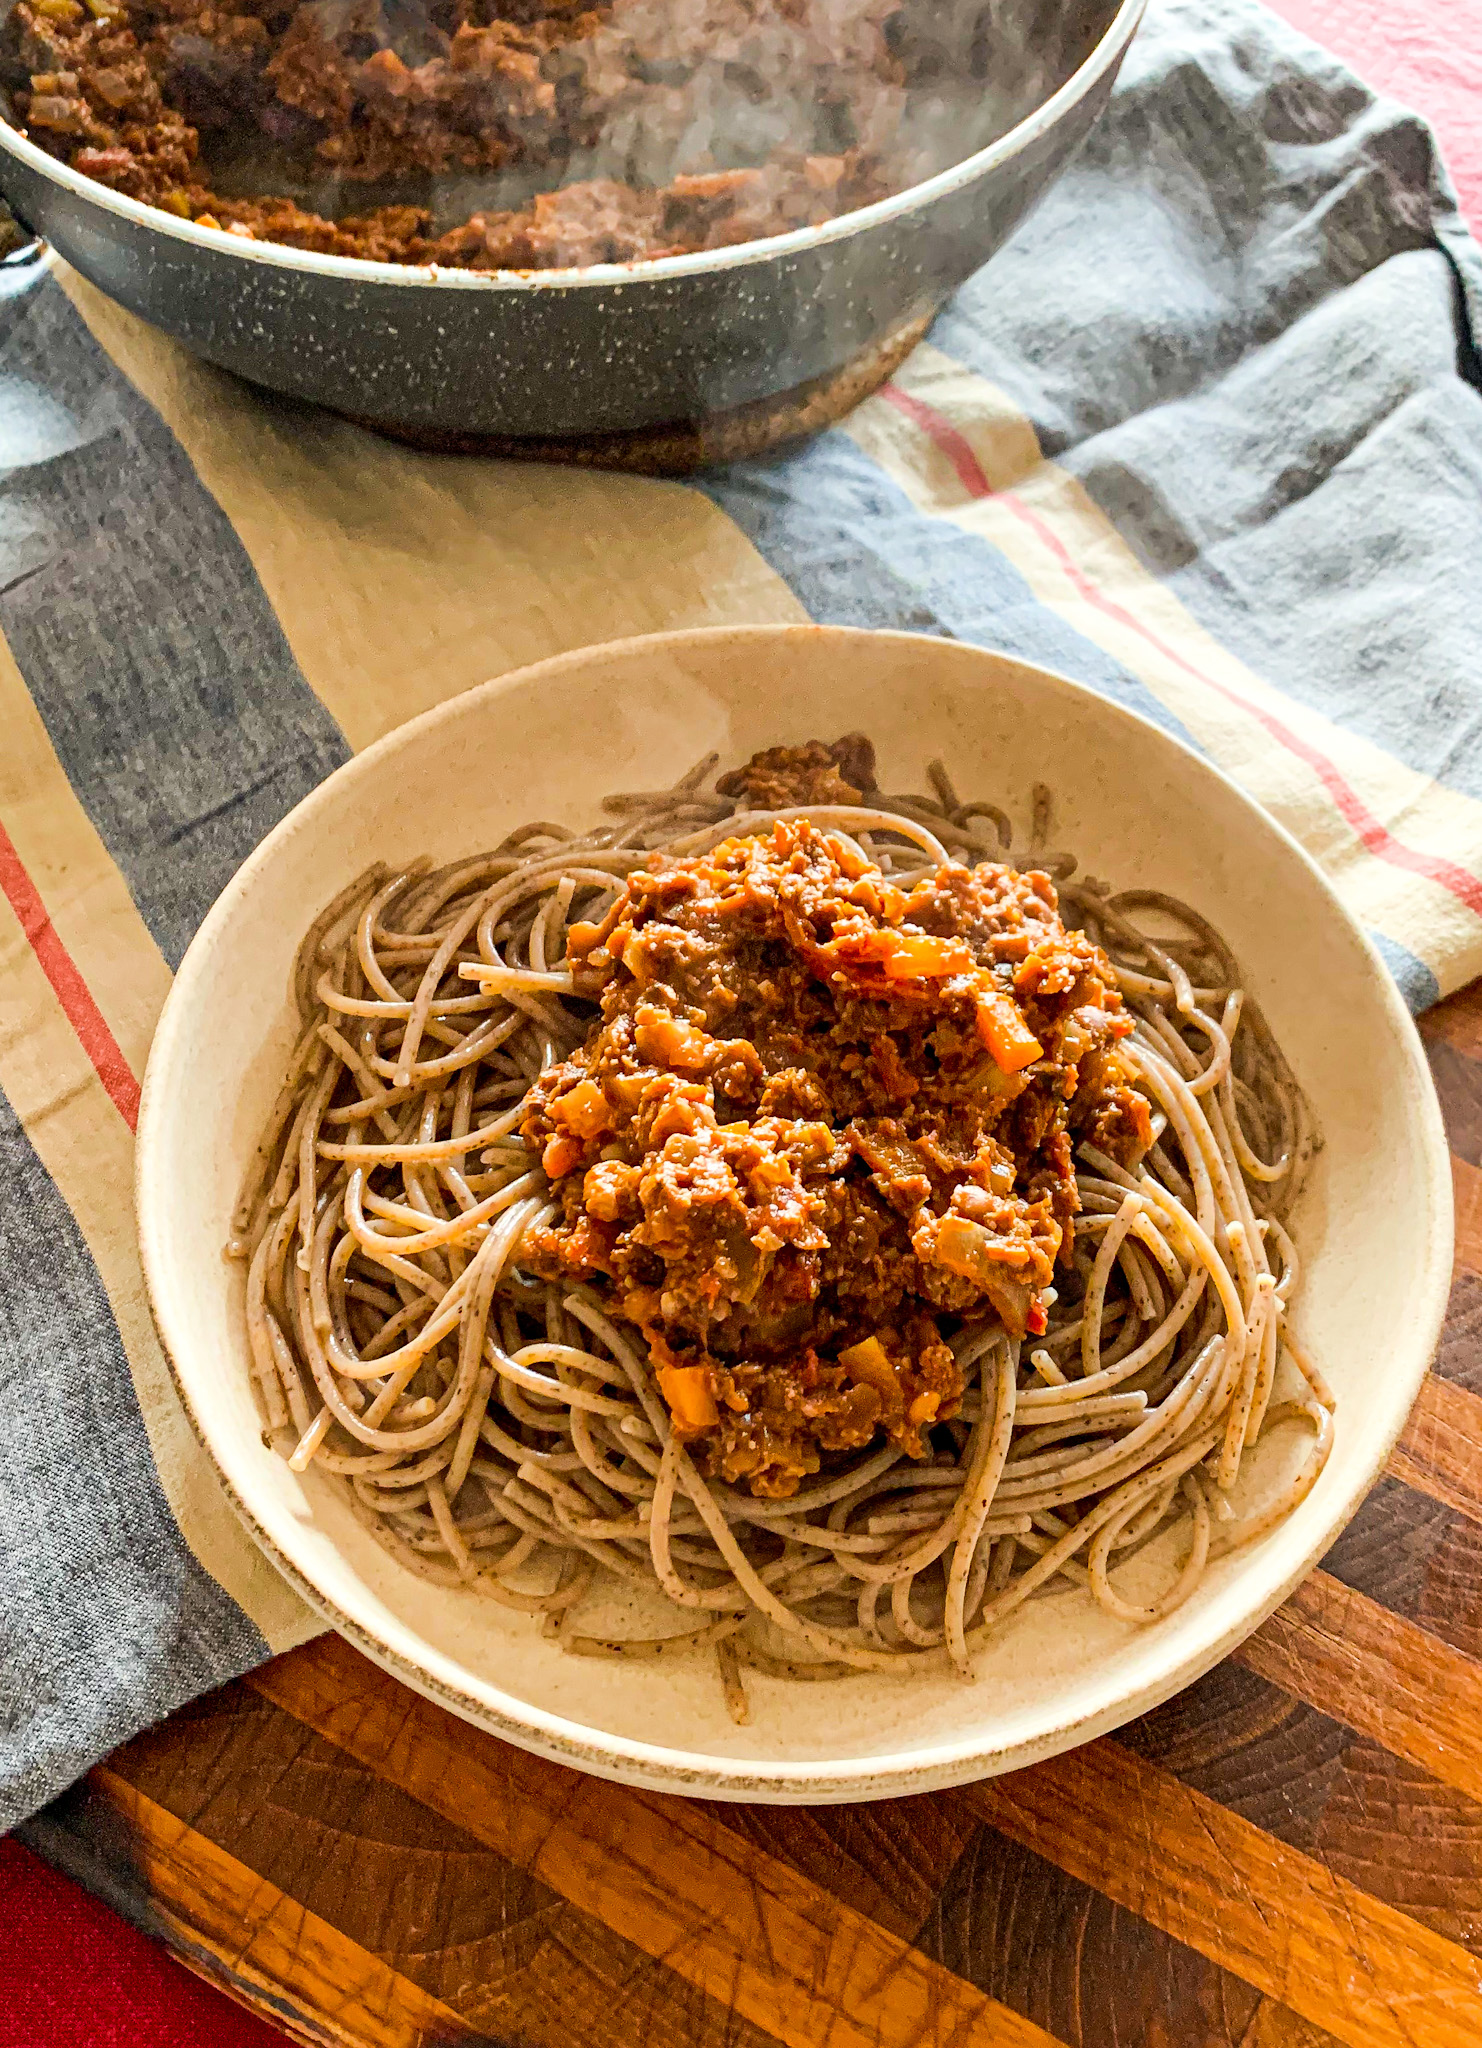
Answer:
[846, 341, 1482, 991]
[57, 269, 809, 751]
[0, 636, 315, 1648]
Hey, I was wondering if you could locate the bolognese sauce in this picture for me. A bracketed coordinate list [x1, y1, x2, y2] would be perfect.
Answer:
[4, 0, 917, 266]
[521, 746, 1151, 1498]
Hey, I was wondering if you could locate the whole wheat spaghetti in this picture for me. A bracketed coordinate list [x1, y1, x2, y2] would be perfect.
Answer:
[231, 741, 1329, 1722]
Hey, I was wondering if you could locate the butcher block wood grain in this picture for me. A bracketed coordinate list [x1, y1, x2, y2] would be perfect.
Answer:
[17, 984, 1482, 2048]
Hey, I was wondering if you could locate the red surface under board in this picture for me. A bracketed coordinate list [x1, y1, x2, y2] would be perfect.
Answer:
[1275, 0, 1481, 230]
[0, 1838, 284, 2047]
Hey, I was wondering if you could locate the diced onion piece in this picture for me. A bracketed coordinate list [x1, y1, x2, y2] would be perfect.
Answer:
[657, 1364, 719, 1433]
[975, 989, 1043, 1073]
[26, 93, 87, 129]
[932, 1214, 1011, 1285]
[837, 1335, 894, 1386]
[837, 1335, 904, 1421]
[930, 1215, 1038, 1338]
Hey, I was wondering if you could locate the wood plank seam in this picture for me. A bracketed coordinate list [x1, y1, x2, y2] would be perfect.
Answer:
[90, 1766, 477, 2048]
[1387, 1373, 1482, 1527]
[249, 1631, 1482, 2048]
[1450, 1154, 1482, 1279]
[246, 1644, 1064, 2048]
[968, 1741, 1482, 2048]
[166, 1945, 339, 2048]
[918, 1801, 1336, 2048]
[1236, 1996, 1348, 2048]
[1235, 1569, 1482, 1807]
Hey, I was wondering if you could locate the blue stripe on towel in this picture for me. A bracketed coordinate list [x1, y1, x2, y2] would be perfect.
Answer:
[0, 270, 348, 969]
[928, 0, 1482, 808]
[0, 1083, 265, 1830]
[702, 430, 1200, 752]
[1367, 930, 1441, 1014]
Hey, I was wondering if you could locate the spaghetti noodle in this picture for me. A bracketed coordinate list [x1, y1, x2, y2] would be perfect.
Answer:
[232, 741, 1330, 1721]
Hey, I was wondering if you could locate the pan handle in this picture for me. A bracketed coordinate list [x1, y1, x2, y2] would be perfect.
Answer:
[0, 197, 44, 264]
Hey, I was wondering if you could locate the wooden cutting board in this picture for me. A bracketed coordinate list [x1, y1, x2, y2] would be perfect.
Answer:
[18, 987, 1482, 2048]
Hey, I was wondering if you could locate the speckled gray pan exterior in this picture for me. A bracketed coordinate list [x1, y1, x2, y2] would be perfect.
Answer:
[0, 0, 1143, 438]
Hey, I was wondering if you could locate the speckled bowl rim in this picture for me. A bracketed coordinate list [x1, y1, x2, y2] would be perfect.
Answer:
[137, 624, 1452, 1803]
[0, 0, 1145, 291]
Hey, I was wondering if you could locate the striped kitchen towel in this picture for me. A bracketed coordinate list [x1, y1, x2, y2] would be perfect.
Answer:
[2, 0, 1479, 1828]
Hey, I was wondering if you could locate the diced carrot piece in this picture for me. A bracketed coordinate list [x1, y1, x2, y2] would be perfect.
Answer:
[541, 1134, 584, 1179]
[748, 1154, 792, 1190]
[824, 833, 871, 880]
[657, 1364, 719, 1433]
[635, 1005, 711, 1070]
[649, 1088, 706, 1144]
[881, 932, 971, 979]
[824, 925, 903, 967]
[553, 1078, 612, 1140]
[975, 989, 1043, 1072]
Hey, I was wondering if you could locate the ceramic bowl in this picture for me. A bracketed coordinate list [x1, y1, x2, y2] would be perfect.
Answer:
[136, 625, 1451, 1802]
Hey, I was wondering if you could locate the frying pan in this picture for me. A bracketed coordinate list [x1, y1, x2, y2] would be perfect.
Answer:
[0, 0, 1145, 452]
